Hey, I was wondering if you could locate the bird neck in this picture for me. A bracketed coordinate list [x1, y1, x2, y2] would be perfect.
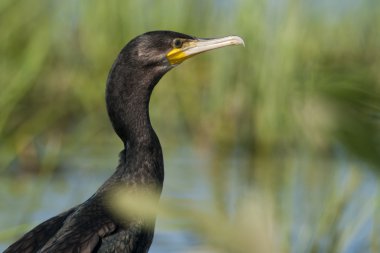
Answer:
[106, 64, 163, 149]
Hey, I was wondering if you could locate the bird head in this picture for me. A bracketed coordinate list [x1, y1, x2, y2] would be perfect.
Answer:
[120, 31, 245, 74]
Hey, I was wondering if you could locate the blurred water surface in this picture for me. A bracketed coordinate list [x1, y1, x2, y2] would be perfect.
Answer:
[1, 146, 378, 252]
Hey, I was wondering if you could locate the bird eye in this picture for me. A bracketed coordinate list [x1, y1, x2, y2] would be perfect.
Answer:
[172, 39, 183, 48]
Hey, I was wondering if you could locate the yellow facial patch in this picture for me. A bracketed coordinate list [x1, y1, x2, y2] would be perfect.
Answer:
[166, 48, 190, 65]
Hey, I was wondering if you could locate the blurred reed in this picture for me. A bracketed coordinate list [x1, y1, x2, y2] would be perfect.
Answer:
[0, 0, 379, 172]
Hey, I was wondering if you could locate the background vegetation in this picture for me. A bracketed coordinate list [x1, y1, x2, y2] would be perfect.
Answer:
[0, 0, 379, 252]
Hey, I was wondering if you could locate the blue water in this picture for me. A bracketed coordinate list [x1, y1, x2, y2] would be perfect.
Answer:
[0, 147, 378, 252]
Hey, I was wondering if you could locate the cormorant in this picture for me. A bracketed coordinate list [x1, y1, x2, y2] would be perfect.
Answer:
[5, 31, 244, 253]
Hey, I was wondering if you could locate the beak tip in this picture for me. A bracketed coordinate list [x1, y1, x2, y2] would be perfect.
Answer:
[231, 36, 245, 47]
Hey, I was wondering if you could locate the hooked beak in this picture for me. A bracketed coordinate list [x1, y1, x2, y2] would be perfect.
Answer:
[166, 36, 245, 65]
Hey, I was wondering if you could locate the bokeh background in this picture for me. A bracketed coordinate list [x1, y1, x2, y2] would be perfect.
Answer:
[1, 0, 380, 252]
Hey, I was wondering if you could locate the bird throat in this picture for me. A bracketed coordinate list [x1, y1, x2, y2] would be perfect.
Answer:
[105, 64, 163, 150]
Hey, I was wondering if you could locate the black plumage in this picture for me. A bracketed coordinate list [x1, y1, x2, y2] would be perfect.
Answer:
[5, 31, 243, 253]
